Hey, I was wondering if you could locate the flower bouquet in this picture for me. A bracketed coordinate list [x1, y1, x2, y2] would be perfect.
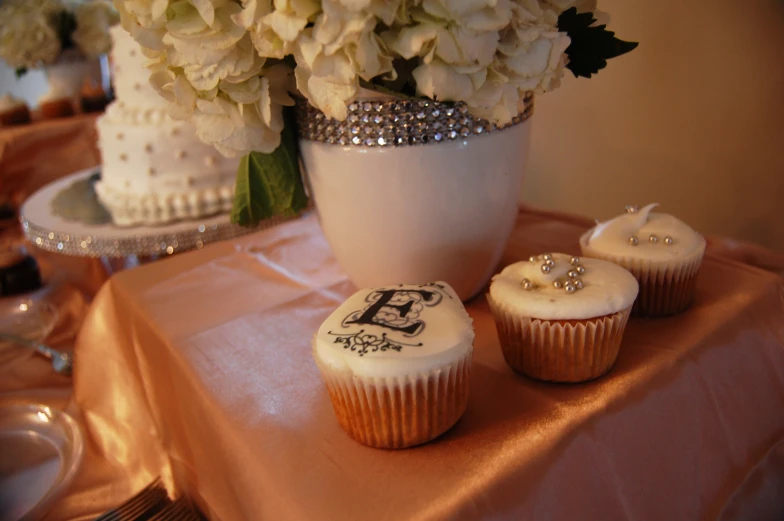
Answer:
[106, 1, 637, 298]
[0, 0, 118, 76]
[113, 0, 636, 227]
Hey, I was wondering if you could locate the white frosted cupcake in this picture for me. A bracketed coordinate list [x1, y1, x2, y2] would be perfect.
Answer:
[313, 282, 473, 449]
[580, 203, 706, 317]
[0, 94, 31, 126]
[488, 253, 638, 383]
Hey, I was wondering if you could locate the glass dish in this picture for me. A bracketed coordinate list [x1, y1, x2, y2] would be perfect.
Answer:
[0, 298, 59, 368]
[0, 403, 84, 521]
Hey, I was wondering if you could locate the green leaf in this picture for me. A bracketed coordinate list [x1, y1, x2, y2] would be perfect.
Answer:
[230, 108, 308, 227]
[558, 7, 639, 79]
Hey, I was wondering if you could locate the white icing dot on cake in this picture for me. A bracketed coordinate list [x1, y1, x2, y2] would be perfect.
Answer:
[92, 26, 238, 227]
[490, 254, 639, 320]
[586, 203, 704, 261]
[314, 282, 474, 378]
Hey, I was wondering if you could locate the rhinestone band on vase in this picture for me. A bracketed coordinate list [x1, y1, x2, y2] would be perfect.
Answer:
[296, 92, 534, 147]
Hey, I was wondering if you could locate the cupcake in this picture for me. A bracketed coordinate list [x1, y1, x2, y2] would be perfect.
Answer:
[80, 79, 110, 113]
[579, 203, 706, 317]
[0, 243, 42, 297]
[313, 282, 473, 449]
[0, 94, 31, 126]
[39, 88, 75, 120]
[488, 253, 638, 383]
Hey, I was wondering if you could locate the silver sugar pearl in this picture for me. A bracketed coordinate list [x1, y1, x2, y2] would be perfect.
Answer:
[567, 270, 579, 279]
[576, 265, 585, 274]
[564, 283, 577, 294]
[649, 234, 659, 244]
[529, 256, 537, 262]
[570, 256, 580, 265]
[553, 280, 563, 289]
[541, 264, 551, 274]
[664, 236, 674, 245]
[629, 235, 639, 246]
[521, 278, 533, 290]
[542, 253, 553, 261]
[546, 259, 555, 267]
[625, 205, 640, 214]
[574, 279, 584, 289]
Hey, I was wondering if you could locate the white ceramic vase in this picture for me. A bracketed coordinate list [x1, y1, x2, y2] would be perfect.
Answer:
[42, 49, 104, 101]
[298, 97, 533, 301]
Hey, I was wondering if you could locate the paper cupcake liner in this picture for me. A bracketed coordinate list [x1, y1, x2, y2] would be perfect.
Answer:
[579, 231, 706, 317]
[0, 106, 31, 126]
[488, 297, 632, 383]
[314, 353, 471, 449]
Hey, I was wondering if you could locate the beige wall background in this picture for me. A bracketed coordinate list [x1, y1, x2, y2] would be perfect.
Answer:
[524, 0, 784, 251]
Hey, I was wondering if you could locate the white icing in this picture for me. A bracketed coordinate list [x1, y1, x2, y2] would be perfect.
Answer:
[314, 282, 474, 378]
[587, 203, 704, 261]
[109, 25, 169, 110]
[0, 94, 25, 110]
[489, 254, 639, 320]
[95, 26, 238, 226]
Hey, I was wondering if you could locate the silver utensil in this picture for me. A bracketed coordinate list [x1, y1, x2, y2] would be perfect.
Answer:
[0, 333, 72, 375]
[94, 478, 170, 521]
[149, 497, 206, 521]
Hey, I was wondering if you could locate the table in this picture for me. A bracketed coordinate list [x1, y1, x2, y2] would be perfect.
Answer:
[71, 207, 784, 521]
[0, 114, 100, 210]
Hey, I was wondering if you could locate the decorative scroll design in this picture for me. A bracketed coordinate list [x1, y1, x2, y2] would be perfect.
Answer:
[327, 329, 423, 357]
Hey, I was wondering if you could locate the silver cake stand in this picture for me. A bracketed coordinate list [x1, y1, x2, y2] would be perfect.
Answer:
[21, 168, 278, 259]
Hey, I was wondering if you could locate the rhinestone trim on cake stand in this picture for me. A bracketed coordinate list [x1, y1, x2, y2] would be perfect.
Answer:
[21, 168, 304, 258]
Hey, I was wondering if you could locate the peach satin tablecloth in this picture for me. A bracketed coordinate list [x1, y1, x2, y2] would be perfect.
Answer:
[73, 208, 784, 521]
[0, 279, 139, 521]
[0, 114, 101, 209]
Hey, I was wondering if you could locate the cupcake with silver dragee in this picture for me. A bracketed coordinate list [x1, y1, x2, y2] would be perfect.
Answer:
[488, 253, 638, 383]
[579, 203, 706, 317]
[313, 282, 474, 449]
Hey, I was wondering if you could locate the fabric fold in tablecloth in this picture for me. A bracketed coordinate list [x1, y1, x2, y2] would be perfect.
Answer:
[73, 210, 784, 521]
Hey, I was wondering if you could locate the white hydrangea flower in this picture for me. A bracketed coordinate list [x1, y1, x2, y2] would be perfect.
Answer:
[0, 0, 63, 68]
[292, 0, 395, 120]
[494, 0, 571, 95]
[114, 0, 170, 50]
[72, 1, 119, 58]
[114, 0, 604, 153]
[150, 56, 294, 157]
[382, 0, 513, 112]
[193, 95, 282, 157]
[238, 0, 319, 60]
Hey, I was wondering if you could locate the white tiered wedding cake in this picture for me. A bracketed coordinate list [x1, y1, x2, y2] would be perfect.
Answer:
[95, 26, 237, 227]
